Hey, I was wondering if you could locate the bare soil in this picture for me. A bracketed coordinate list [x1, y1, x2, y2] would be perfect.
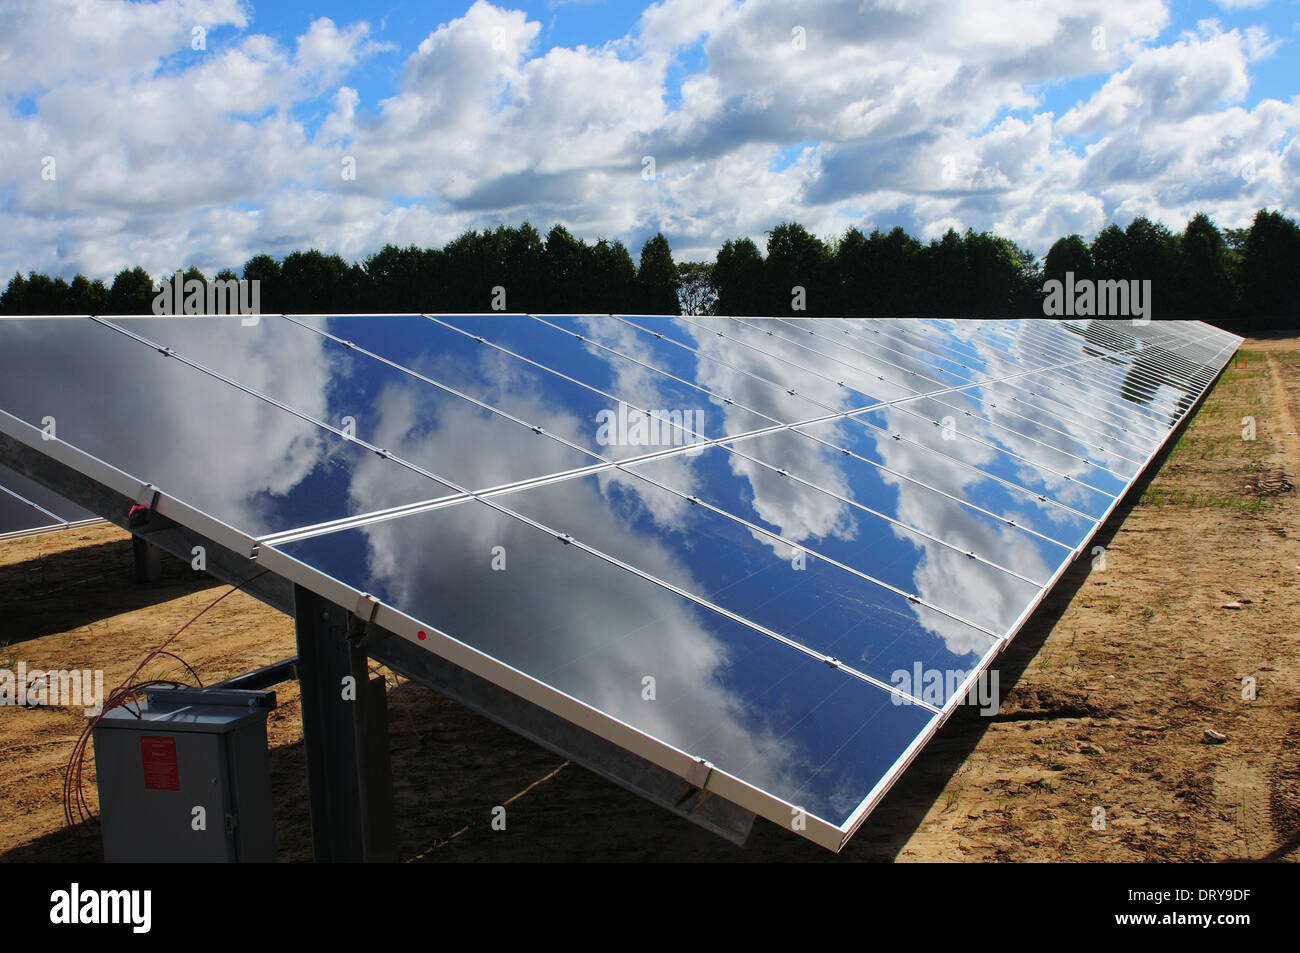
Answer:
[2, 336, 1297, 863]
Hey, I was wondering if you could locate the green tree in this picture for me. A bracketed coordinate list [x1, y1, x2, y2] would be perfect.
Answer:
[713, 238, 765, 316]
[1043, 234, 1092, 286]
[636, 233, 679, 314]
[1088, 224, 1127, 277]
[586, 238, 638, 313]
[676, 261, 717, 315]
[108, 266, 154, 314]
[963, 230, 1037, 317]
[241, 254, 281, 313]
[495, 222, 546, 312]
[764, 222, 831, 315]
[1241, 208, 1300, 323]
[280, 250, 357, 313]
[832, 227, 872, 317]
[925, 229, 970, 315]
[13, 272, 71, 313]
[1123, 217, 1179, 318]
[873, 227, 925, 315]
[542, 225, 588, 312]
[68, 274, 109, 313]
[1178, 213, 1234, 318]
[364, 244, 433, 312]
[1, 272, 28, 314]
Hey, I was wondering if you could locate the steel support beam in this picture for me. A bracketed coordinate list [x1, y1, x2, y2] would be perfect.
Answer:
[211, 656, 299, 691]
[293, 585, 396, 862]
[131, 535, 162, 584]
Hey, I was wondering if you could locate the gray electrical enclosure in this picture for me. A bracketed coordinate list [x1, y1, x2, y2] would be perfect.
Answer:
[93, 687, 277, 862]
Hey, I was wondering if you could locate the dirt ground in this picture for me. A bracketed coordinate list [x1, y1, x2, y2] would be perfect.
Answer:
[1, 334, 1297, 863]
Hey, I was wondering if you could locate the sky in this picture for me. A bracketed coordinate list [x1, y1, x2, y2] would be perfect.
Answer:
[1, 0, 1297, 281]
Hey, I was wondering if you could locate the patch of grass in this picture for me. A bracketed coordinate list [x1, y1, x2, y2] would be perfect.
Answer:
[1165, 432, 1267, 465]
[1096, 596, 1124, 614]
[1138, 483, 1268, 514]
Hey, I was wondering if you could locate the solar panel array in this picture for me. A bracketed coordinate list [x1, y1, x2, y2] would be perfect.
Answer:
[0, 314, 1241, 849]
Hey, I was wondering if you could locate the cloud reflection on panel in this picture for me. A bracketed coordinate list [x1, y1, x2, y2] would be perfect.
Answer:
[675, 320, 1053, 640]
[535, 315, 861, 545]
[348, 487, 841, 818]
[0, 318, 336, 537]
[569, 315, 717, 517]
[387, 344, 595, 480]
[671, 317, 1090, 524]
[853, 323, 1145, 479]
[932, 319, 1185, 471]
[99, 314, 548, 529]
[802, 319, 1138, 499]
[949, 317, 1180, 427]
[866, 419, 1057, 646]
[1059, 319, 1202, 424]
[693, 317, 912, 415]
[559, 319, 1039, 649]
[837, 321, 1123, 513]
[669, 317, 873, 548]
[442, 319, 1008, 682]
[548, 321, 1031, 658]
[721, 411, 1049, 653]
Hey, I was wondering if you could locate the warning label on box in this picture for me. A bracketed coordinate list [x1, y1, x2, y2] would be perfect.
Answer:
[140, 736, 180, 791]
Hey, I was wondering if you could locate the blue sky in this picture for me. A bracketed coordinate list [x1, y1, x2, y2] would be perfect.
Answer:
[215, 0, 1300, 121]
[1, 0, 1296, 280]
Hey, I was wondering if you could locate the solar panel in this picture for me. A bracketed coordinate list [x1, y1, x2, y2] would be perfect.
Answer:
[0, 314, 1241, 850]
[0, 461, 99, 540]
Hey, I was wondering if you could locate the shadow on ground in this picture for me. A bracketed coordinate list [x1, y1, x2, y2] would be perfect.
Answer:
[0, 539, 219, 644]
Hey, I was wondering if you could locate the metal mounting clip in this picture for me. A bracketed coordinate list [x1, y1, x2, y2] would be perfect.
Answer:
[685, 757, 713, 790]
[128, 484, 159, 528]
[347, 593, 389, 647]
[355, 592, 381, 622]
[133, 482, 158, 507]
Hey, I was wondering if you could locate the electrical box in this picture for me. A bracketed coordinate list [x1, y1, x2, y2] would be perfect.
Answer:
[92, 687, 277, 862]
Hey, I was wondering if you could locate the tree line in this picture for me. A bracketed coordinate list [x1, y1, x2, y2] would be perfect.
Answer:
[3, 210, 1297, 327]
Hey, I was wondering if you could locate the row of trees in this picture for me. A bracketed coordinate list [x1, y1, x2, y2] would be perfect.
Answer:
[3, 210, 1297, 326]
[709, 223, 1041, 318]
[1042, 211, 1300, 324]
[0, 224, 679, 318]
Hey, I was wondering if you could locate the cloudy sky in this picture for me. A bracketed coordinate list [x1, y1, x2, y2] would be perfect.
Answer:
[2, 0, 1297, 281]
